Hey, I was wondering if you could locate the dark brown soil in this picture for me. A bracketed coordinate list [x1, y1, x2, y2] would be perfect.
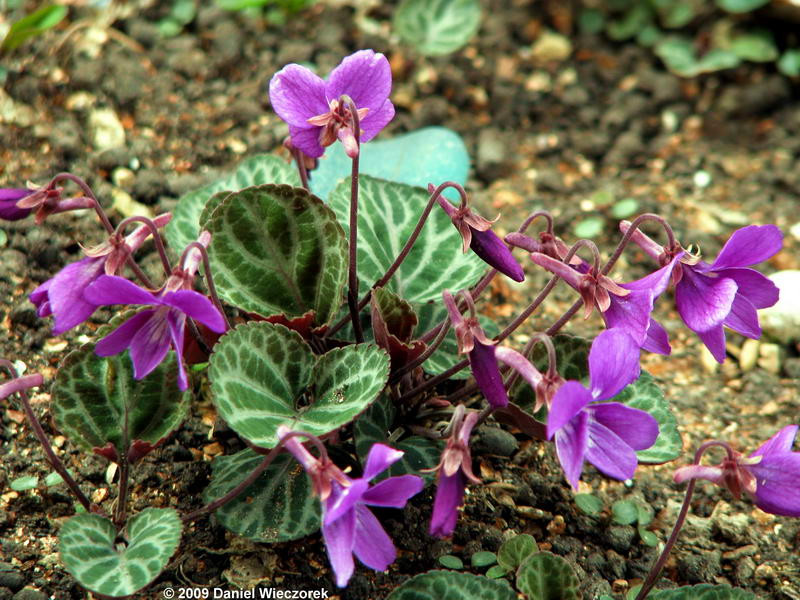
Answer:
[1, 2, 799, 599]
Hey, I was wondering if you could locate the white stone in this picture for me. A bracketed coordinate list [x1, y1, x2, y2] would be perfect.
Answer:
[760, 270, 800, 345]
[89, 107, 126, 150]
[531, 30, 572, 64]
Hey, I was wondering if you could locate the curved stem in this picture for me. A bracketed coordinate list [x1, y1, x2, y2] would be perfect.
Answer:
[51, 173, 114, 234]
[518, 210, 554, 236]
[562, 238, 601, 273]
[115, 215, 172, 276]
[503, 332, 556, 392]
[603, 213, 678, 276]
[341, 95, 364, 343]
[545, 299, 582, 336]
[494, 274, 559, 344]
[181, 241, 231, 332]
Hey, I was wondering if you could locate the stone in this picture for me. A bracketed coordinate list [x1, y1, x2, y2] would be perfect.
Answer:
[475, 426, 519, 457]
[531, 30, 572, 64]
[88, 108, 126, 151]
[761, 270, 800, 344]
[604, 525, 636, 553]
[758, 343, 782, 375]
[0, 565, 24, 593]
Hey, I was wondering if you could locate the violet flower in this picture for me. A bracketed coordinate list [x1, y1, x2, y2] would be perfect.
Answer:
[547, 329, 659, 490]
[429, 406, 480, 538]
[621, 223, 782, 362]
[29, 214, 172, 336]
[278, 427, 423, 587]
[0, 188, 33, 221]
[269, 50, 395, 159]
[674, 426, 800, 517]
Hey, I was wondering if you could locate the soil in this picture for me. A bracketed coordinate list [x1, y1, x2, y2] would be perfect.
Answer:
[1, 1, 799, 599]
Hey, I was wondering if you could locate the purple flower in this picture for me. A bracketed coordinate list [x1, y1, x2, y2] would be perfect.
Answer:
[269, 50, 395, 159]
[429, 407, 480, 538]
[0, 188, 33, 221]
[622, 223, 782, 362]
[674, 426, 800, 517]
[547, 329, 659, 490]
[83, 275, 226, 390]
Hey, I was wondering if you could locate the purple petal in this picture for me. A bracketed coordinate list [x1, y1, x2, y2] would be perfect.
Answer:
[468, 342, 508, 409]
[29, 280, 53, 317]
[167, 310, 189, 391]
[321, 506, 356, 587]
[641, 318, 672, 355]
[162, 290, 226, 333]
[673, 464, 724, 485]
[750, 454, 800, 517]
[362, 444, 405, 481]
[529, 252, 582, 289]
[95, 310, 155, 356]
[547, 381, 593, 439]
[0, 190, 32, 221]
[362, 475, 423, 508]
[602, 289, 653, 347]
[589, 403, 659, 450]
[84, 275, 158, 307]
[554, 411, 589, 490]
[469, 228, 525, 282]
[584, 420, 639, 481]
[751, 425, 798, 458]
[723, 294, 760, 339]
[352, 503, 397, 572]
[288, 124, 325, 158]
[49, 257, 106, 335]
[675, 267, 737, 333]
[622, 255, 681, 297]
[326, 50, 392, 117]
[324, 478, 369, 526]
[713, 267, 779, 309]
[696, 324, 727, 363]
[128, 309, 172, 380]
[588, 329, 641, 400]
[429, 470, 466, 538]
[269, 64, 329, 128]
[360, 100, 395, 142]
[710, 225, 783, 270]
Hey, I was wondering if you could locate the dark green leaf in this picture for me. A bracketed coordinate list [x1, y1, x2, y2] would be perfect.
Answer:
[574, 493, 604, 516]
[497, 534, 538, 571]
[439, 555, 464, 569]
[516, 552, 581, 600]
[471, 551, 497, 568]
[649, 583, 757, 599]
[387, 570, 517, 599]
[611, 499, 639, 525]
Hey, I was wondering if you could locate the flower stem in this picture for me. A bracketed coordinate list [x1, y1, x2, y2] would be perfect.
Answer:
[51, 173, 114, 234]
[181, 241, 231, 332]
[116, 215, 172, 277]
[602, 213, 678, 276]
[341, 95, 364, 343]
[289, 145, 311, 191]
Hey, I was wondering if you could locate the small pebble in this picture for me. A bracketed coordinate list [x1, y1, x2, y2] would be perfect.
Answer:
[739, 339, 760, 372]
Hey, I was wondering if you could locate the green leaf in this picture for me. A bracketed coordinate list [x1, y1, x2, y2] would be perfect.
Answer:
[206, 184, 347, 326]
[611, 198, 639, 219]
[715, 0, 769, 13]
[497, 534, 539, 571]
[1, 4, 68, 51]
[649, 583, 758, 599]
[729, 30, 778, 62]
[611, 499, 639, 525]
[516, 552, 581, 600]
[166, 154, 301, 253]
[486, 564, 509, 579]
[51, 343, 190, 463]
[209, 322, 389, 448]
[354, 394, 442, 481]
[44, 471, 69, 487]
[387, 570, 517, 600]
[778, 50, 800, 77]
[608, 371, 682, 464]
[439, 555, 464, 569]
[394, 0, 481, 56]
[59, 508, 182, 597]
[328, 176, 486, 304]
[203, 448, 321, 542]
[574, 217, 605, 238]
[471, 551, 497, 568]
[574, 493, 604, 516]
[607, 4, 653, 41]
[636, 502, 654, 526]
[10, 475, 38, 491]
[655, 37, 740, 77]
[310, 127, 470, 204]
[639, 526, 659, 547]
[655, 0, 695, 28]
[578, 8, 605, 34]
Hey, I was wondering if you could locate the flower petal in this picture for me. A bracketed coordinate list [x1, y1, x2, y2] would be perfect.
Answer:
[429, 470, 466, 538]
[49, 257, 106, 335]
[673, 464, 724, 485]
[363, 443, 405, 481]
[352, 504, 396, 572]
[321, 507, 356, 587]
[362, 474, 423, 508]
[547, 381, 593, 439]
[696, 324, 727, 363]
[360, 100, 395, 142]
[167, 310, 189, 391]
[269, 64, 329, 128]
[162, 290, 226, 333]
[29, 279, 53, 317]
[554, 411, 589, 490]
[675, 267, 737, 333]
[94, 310, 155, 356]
[468, 342, 508, 408]
[588, 328, 641, 400]
[713, 267, 779, 309]
[324, 478, 369, 526]
[589, 403, 659, 451]
[128, 309, 172, 380]
[641, 318, 671, 355]
[602, 289, 653, 347]
[469, 228, 525, 282]
[584, 420, 639, 481]
[288, 124, 325, 158]
[84, 275, 159, 307]
[710, 225, 783, 270]
[749, 453, 800, 517]
[326, 50, 392, 116]
[723, 293, 760, 339]
[751, 425, 798, 458]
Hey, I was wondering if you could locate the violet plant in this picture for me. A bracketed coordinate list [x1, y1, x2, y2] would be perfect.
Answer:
[1, 49, 795, 598]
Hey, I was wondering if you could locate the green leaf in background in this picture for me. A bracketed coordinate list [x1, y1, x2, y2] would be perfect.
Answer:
[329, 176, 486, 304]
[611, 198, 639, 219]
[51, 343, 190, 463]
[310, 127, 470, 204]
[649, 583, 757, 600]
[654, 0, 695, 28]
[655, 37, 740, 77]
[729, 30, 779, 62]
[354, 394, 442, 481]
[607, 3, 653, 41]
[486, 564, 508, 578]
[471, 551, 498, 568]
[611, 499, 639, 525]
[608, 371, 682, 464]
[497, 533, 538, 572]
[574, 493, 604, 516]
[639, 526, 659, 546]
[573, 216, 605, 238]
[578, 8, 605, 34]
[203, 448, 321, 542]
[59, 508, 182, 597]
[206, 184, 347, 326]
[516, 552, 580, 600]
[1, 4, 68, 51]
[44, 471, 67, 486]
[637, 501, 654, 526]
[166, 154, 301, 252]
[778, 50, 800, 77]
[715, 0, 769, 13]
[386, 570, 517, 600]
[393, 0, 481, 56]
[209, 322, 389, 448]
[9, 475, 38, 491]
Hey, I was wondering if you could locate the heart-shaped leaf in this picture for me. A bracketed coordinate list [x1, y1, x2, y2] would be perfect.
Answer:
[51, 343, 190, 463]
[210, 322, 389, 448]
[203, 448, 321, 542]
[386, 570, 517, 600]
[206, 184, 347, 326]
[59, 508, 182, 597]
[516, 552, 581, 600]
[329, 176, 485, 304]
[310, 127, 470, 203]
[393, 0, 482, 56]
[649, 584, 757, 599]
[166, 154, 301, 252]
[497, 534, 538, 572]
